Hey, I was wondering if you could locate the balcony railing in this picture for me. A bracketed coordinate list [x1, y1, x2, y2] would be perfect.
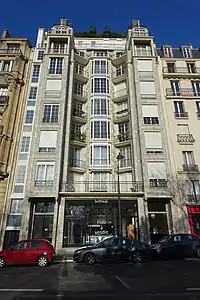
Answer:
[149, 179, 168, 187]
[166, 89, 200, 97]
[7, 215, 22, 227]
[174, 112, 188, 118]
[47, 49, 67, 54]
[0, 95, 9, 106]
[182, 165, 199, 172]
[112, 89, 127, 100]
[116, 133, 131, 142]
[163, 67, 200, 74]
[73, 90, 88, 99]
[61, 181, 144, 193]
[71, 131, 86, 142]
[0, 48, 21, 54]
[91, 159, 110, 166]
[75, 69, 89, 77]
[35, 180, 54, 186]
[114, 109, 129, 120]
[72, 109, 87, 119]
[75, 51, 89, 59]
[70, 159, 86, 169]
[187, 194, 200, 204]
[177, 134, 195, 144]
[135, 50, 152, 57]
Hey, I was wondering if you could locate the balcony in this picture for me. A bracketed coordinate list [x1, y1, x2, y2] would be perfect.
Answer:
[7, 215, 22, 227]
[112, 52, 126, 66]
[73, 90, 88, 103]
[182, 165, 199, 172]
[112, 69, 126, 84]
[112, 89, 128, 103]
[177, 134, 195, 144]
[187, 194, 200, 205]
[166, 89, 200, 98]
[0, 48, 21, 55]
[113, 109, 129, 123]
[60, 181, 144, 194]
[74, 51, 89, 65]
[0, 96, 9, 112]
[71, 131, 86, 147]
[174, 112, 188, 118]
[34, 180, 54, 187]
[115, 133, 131, 147]
[47, 49, 67, 55]
[75, 69, 89, 83]
[149, 179, 168, 187]
[134, 50, 152, 57]
[72, 109, 87, 123]
[69, 159, 86, 172]
[163, 67, 200, 78]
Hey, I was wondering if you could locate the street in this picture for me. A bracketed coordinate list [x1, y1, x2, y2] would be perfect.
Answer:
[1, 259, 200, 299]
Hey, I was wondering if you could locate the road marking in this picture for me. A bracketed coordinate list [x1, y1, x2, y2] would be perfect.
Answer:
[186, 288, 200, 291]
[0, 289, 43, 292]
[61, 259, 73, 263]
[115, 276, 131, 290]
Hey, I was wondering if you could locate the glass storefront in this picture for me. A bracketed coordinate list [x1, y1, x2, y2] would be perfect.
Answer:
[63, 199, 138, 247]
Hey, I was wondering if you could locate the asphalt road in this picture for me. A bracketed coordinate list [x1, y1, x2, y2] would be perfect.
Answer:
[1, 259, 200, 299]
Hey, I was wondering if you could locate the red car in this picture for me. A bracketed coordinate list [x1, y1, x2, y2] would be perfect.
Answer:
[0, 239, 55, 268]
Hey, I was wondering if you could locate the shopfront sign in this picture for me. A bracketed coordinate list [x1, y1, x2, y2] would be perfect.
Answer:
[94, 199, 108, 204]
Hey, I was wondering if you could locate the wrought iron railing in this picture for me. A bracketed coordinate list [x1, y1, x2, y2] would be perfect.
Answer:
[166, 89, 200, 97]
[177, 134, 195, 144]
[182, 165, 199, 172]
[149, 179, 168, 187]
[35, 180, 54, 186]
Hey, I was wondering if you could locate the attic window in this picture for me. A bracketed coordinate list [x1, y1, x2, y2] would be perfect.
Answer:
[182, 47, 192, 58]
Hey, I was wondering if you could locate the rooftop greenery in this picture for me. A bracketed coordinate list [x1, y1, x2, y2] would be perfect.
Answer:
[74, 25, 127, 38]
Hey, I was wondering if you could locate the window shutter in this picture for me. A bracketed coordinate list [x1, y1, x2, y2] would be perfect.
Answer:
[46, 79, 62, 90]
[39, 131, 57, 148]
[144, 132, 162, 149]
[142, 105, 158, 117]
[147, 162, 166, 179]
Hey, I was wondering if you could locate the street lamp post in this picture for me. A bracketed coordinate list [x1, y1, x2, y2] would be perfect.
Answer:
[116, 152, 124, 237]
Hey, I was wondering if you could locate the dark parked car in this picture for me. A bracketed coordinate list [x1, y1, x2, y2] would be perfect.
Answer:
[150, 234, 200, 259]
[73, 236, 151, 265]
[0, 239, 56, 268]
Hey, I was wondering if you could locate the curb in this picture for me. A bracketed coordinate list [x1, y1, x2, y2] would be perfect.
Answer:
[53, 259, 74, 263]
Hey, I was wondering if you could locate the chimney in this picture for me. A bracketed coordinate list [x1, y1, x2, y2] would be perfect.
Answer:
[60, 19, 68, 26]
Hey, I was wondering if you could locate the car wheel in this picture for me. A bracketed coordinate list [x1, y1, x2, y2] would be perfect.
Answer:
[84, 253, 96, 265]
[37, 255, 49, 267]
[195, 247, 200, 258]
[132, 251, 143, 263]
[0, 257, 5, 268]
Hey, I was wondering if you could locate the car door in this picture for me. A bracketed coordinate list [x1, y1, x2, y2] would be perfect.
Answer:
[118, 238, 132, 261]
[25, 240, 43, 264]
[165, 235, 185, 258]
[7, 241, 28, 265]
[100, 237, 119, 261]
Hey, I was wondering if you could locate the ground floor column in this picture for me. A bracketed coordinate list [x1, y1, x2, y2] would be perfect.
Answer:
[137, 197, 149, 243]
[55, 197, 65, 253]
[19, 198, 31, 240]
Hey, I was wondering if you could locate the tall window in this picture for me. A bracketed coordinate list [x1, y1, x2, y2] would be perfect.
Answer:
[36, 164, 55, 183]
[37, 50, 44, 60]
[29, 87, 37, 99]
[25, 110, 34, 124]
[0, 60, 13, 72]
[10, 199, 23, 214]
[174, 101, 187, 117]
[20, 136, 30, 153]
[32, 65, 40, 83]
[75, 64, 84, 75]
[49, 58, 63, 74]
[52, 42, 65, 54]
[70, 148, 81, 167]
[192, 82, 200, 96]
[15, 166, 26, 184]
[163, 46, 173, 58]
[171, 81, 180, 96]
[167, 63, 176, 73]
[74, 82, 84, 96]
[92, 78, 109, 94]
[91, 121, 110, 139]
[135, 45, 151, 56]
[91, 98, 109, 115]
[43, 104, 59, 123]
[92, 60, 108, 74]
[196, 101, 200, 117]
[187, 63, 196, 73]
[91, 172, 109, 192]
[120, 147, 132, 167]
[182, 151, 195, 169]
[91, 146, 110, 166]
[115, 65, 125, 76]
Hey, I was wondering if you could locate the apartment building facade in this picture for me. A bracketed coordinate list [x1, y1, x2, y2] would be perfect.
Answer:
[0, 31, 32, 248]
[158, 45, 200, 238]
[2, 19, 196, 251]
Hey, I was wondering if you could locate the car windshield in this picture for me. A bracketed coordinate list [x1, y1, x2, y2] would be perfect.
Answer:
[95, 237, 112, 247]
[158, 236, 171, 243]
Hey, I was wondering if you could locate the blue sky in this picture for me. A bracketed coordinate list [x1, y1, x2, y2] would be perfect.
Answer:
[0, 0, 200, 48]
